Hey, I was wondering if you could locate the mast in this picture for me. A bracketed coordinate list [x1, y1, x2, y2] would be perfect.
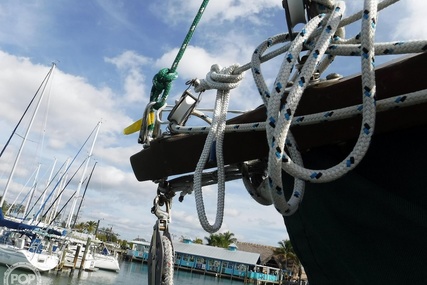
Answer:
[5, 167, 38, 216]
[23, 163, 41, 219]
[72, 161, 97, 229]
[47, 159, 69, 225]
[65, 121, 102, 228]
[0, 63, 56, 208]
[38, 158, 57, 216]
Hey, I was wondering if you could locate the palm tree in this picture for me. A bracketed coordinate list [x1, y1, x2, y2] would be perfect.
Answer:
[86, 220, 98, 234]
[205, 231, 237, 248]
[274, 239, 301, 280]
[74, 222, 87, 232]
[221, 231, 237, 247]
[194, 238, 203, 244]
[204, 233, 221, 246]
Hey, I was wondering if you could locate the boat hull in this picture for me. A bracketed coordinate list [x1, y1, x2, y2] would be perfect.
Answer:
[0, 244, 59, 271]
[63, 253, 96, 270]
[130, 52, 427, 181]
[128, 51, 427, 284]
[94, 254, 120, 272]
[282, 125, 427, 284]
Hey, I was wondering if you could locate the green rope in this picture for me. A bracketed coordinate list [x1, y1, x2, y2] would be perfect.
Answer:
[150, 0, 210, 110]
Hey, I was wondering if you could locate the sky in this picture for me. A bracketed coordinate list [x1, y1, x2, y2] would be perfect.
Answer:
[0, 0, 425, 247]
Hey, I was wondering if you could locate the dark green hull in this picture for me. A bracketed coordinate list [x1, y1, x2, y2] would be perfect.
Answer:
[130, 52, 427, 284]
[283, 126, 427, 284]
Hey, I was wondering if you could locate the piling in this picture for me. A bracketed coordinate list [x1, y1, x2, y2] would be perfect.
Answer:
[57, 244, 68, 271]
[80, 237, 91, 271]
[72, 245, 81, 270]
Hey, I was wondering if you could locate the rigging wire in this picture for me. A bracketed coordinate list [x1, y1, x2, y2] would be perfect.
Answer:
[24, 122, 99, 221]
[71, 161, 97, 229]
[0, 63, 55, 158]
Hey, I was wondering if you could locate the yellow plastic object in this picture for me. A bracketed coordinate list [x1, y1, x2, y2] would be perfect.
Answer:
[123, 119, 142, 135]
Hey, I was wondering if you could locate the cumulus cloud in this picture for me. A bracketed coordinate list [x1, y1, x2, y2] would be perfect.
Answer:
[3, 0, 422, 245]
[149, 0, 280, 26]
[105, 51, 152, 104]
[392, 0, 427, 40]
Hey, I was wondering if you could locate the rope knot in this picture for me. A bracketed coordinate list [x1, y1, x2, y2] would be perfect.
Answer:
[150, 68, 179, 109]
[195, 64, 244, 92]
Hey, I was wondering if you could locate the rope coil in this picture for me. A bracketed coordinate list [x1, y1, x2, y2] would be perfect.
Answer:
[147, 0, 427, 236]
[171, 0, 427, 224]
[192, 64, 245, 233]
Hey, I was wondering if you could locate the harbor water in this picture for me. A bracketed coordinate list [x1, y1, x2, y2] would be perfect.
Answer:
[0, 260, 244, 285]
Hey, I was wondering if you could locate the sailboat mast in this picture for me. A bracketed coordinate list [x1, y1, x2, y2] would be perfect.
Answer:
[72, 161, 97, 229]
[47, 159, 68, 225]
[38, 158, 57, 215]
[0, 63, 56, 158]
[0, 63, 56, 208]
[23, 163, 41, 219]
[65, 121, 102, 228]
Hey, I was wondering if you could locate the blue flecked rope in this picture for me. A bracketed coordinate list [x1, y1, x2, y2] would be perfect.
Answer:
[169, 0, 427, 217]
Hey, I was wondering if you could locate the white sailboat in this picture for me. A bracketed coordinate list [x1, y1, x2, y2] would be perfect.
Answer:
[0, 228, 60, 271]
[93, 244, 120, 272]
[0, 64, 61, 271]
[60, 240, 96, 271]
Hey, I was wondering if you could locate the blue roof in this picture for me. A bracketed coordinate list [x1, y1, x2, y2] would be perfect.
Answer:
[173, 242, 260, 265]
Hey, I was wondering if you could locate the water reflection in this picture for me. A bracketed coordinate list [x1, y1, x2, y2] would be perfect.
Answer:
[0, 261, 244, 285]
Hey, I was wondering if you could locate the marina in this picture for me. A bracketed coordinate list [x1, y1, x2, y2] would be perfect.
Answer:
[0, 260, 242, 285]
[125, 238, 300, 284]
[1, 0, 427, 284]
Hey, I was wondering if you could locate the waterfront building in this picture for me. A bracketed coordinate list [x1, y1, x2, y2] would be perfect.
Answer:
[126, 239, 150, 261]
[174, 239, 285, 283]
[125, 238, 301, 283]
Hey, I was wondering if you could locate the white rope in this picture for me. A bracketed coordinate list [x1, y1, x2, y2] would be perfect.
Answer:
[263, 2, 345, 214]
[169, 89, 427, 133]
[278, 0, 377, 184]
[162, 236, 174, 285]
[192, 64, 244, 233]
[170, 0, 427, 220]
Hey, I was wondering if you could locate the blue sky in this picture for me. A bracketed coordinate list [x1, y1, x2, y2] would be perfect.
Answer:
[0, 0, 425, 246]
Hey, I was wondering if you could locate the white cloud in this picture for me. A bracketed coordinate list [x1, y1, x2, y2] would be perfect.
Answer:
[0, 2, 48, 49]
[392, 0, 427, 39]
[105, 51, 152, 104]
[2, 0, 423, 248]
[149, 0, 280, 26]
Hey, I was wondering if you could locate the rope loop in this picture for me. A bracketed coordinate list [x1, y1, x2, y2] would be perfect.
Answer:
[150, 68, 179, 110]
[195, 64, 244, 92]
[165, 0, 427, 231]
[192, 63, 245, 233]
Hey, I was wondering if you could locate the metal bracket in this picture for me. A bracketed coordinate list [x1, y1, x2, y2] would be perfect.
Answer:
[151, 195, 171, 222]
[167, 90, 198, 126]
[282, 0, 308, 39]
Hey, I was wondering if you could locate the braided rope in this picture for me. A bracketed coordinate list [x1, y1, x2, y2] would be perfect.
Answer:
[169, 0, 427, 220]
[150, 0, 210, 110]
[169, 89, 427, 133]
[162, 236, 174, 285]
[192, 64, 244, 233]
[138, 0, 211, 146]
[266, 2, 345, 214]
[278, 0, 377, 184]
